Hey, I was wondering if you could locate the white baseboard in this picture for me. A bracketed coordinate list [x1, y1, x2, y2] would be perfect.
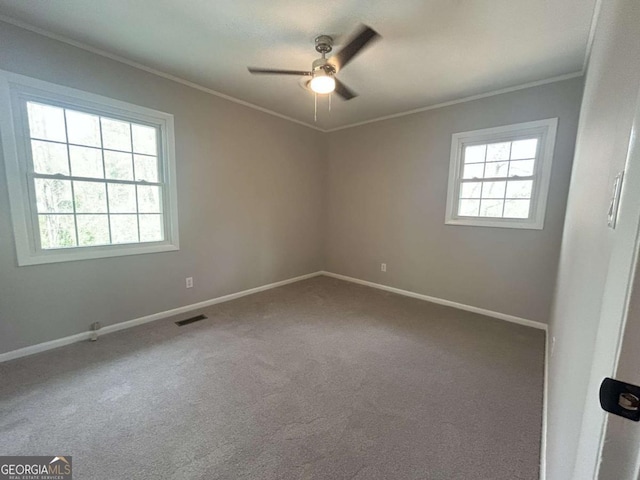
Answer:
[540, 330, 550, 480]
[321, 271, 548, 331]
[0, 269, 547, 363]
[0, 271, 323, 363]
[0, 331, 95, 364]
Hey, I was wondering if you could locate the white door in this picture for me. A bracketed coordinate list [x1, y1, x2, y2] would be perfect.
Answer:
[572, 88, 640, 479]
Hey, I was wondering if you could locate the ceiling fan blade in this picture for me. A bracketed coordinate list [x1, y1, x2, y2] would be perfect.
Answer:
[334, 78, 357, 100]
[331, 25, 380, 71]
[248, 67, 312, 76]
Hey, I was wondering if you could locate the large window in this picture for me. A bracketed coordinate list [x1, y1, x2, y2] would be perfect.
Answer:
[0, 71, 179, 265]
[445, 119, 558, 229]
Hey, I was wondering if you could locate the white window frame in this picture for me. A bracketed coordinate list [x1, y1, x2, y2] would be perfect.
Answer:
[445, 118, 558, 230]
[0, 70, 179, 265]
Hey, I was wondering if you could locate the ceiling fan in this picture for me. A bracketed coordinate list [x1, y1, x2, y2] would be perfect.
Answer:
[248, 24, 380, 101]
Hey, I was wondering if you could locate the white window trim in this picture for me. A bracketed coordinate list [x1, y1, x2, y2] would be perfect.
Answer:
[0, 70, 179, 265]
[445, 118, 558, 230]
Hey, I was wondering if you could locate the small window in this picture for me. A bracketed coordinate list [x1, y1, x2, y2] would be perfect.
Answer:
[0, 71, 179, 265]
[445, 119, 557, 229]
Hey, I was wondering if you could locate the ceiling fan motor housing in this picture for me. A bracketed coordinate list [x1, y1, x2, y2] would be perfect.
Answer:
[312, 58, 336, 75]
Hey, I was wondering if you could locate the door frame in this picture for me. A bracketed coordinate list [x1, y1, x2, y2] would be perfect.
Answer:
[572, 86, 640, 479]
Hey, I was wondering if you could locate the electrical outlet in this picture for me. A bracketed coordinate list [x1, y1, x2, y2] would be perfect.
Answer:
[186, 277, 193, 289]
[381, 263, 387, 272]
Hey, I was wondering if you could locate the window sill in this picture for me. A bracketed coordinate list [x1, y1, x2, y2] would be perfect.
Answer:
[445, 217, 544, 230]
[16, 242, 179, 266]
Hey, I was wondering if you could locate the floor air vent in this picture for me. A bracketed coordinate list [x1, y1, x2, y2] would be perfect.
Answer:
[175, 314, 208, 326]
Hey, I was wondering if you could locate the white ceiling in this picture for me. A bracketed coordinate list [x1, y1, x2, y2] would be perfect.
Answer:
[0, 0, 596, 131]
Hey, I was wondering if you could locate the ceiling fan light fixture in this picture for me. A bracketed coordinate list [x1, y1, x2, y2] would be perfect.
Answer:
[309, 71, 336, 94]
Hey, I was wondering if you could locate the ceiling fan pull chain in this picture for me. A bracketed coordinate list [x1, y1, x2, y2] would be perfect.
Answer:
[329, 92, 332, 112]
[314, 92, 318, 122]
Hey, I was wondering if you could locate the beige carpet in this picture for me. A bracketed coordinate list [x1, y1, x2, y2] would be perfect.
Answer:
[0, 276, 544, 479]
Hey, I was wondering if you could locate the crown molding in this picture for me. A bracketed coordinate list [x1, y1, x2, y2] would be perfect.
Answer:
[1, 14, 587, 134]
[0, 15, 324, 132]
[324, 72, 583, 132]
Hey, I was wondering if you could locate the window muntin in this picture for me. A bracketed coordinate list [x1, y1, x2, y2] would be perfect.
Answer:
[26, 101, 164, 250]
[457, 137, 539, 219]
[445, 119, 557, 230]
[0, 70, 179, 265]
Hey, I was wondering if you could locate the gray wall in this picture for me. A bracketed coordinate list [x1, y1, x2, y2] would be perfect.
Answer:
[0, 22, 326, 354]
[0, 20, 584, 358]
[546, 1, 640, 478]
[325, 78, 583, 323]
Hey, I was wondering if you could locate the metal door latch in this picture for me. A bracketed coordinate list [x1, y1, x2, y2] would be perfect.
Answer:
[619, 392, 640, 411]
[600, 377, 640, 421]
